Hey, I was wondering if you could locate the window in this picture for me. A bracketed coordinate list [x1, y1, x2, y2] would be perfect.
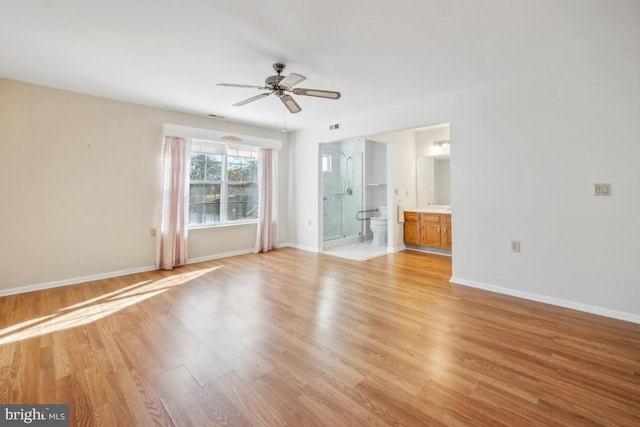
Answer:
[188, 140, 258, 227]
[322, 154, 332, 172]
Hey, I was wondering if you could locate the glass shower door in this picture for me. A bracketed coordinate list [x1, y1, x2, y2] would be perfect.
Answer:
[322, 143, 363, 242]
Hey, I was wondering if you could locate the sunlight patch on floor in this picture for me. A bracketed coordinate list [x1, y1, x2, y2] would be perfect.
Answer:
[0, 265, 223, 345]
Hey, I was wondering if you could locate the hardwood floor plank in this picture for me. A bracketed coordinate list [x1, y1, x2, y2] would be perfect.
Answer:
[192, 379, 253, 427]
[154, 365, 238, 426]
[215, 371, 287, 427]
[0, 248, 639, 425]
[252, 374, 320, 427]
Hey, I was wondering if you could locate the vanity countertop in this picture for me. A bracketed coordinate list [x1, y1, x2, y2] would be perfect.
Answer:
[404, 205, 451, 214]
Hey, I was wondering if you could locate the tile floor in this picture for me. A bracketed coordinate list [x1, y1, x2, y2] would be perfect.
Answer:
[322, 241, 390, 261]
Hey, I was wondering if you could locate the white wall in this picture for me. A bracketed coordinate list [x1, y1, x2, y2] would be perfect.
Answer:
[289, 46, 640, 321]
[367, 130, 417, 250]
[0, 78, 286, 292]
[364, 140, 388, 221]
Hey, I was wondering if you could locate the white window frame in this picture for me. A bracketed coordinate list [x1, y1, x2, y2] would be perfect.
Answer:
[188, 139, 259, 229]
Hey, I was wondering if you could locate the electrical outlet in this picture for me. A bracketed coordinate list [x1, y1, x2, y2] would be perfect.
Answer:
[150, 228, 157, 237]
[593, 183, 611, 196]
[510, 240, 521, 253]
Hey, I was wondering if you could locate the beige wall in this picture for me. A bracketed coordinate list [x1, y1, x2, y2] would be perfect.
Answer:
[0, 78, 286, 292]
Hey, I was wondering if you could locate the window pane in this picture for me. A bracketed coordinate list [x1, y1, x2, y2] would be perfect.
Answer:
[204, 203, 220, 224]
[191, 153, 206, 162]
[227, 157, 242, 182]
[206, 155, 222, 181]
[205, 184, 220, 203]
[189, 184, 206, 203]
[227, 183, 258, 220]
[227, 202, 258, 221]
[242, 158, 257, 181]
[189, 204, 204, 225]
[190, 159, 205, 181]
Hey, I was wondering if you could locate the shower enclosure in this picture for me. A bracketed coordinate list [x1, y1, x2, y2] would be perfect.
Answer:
[322, 141, 363, 243]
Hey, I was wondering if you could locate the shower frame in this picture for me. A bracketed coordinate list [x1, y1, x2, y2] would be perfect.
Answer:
[321, 141, 364, 244]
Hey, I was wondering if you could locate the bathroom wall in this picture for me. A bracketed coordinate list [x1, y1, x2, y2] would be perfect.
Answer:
[366, 130, 417, 250]
[364, 140, 387, 239]
[415, 125, 450, 157]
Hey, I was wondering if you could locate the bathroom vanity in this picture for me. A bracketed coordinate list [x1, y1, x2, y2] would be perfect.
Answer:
[404, 206, 451, 251]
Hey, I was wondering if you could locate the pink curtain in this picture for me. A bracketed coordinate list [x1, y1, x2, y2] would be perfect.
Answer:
[156, 136, 190, 270]
[254, 148, 278, 253]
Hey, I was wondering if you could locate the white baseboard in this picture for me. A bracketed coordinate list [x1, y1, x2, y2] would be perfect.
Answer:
[284, 243, 320, 253]
[405, 246, 452, 257]
[0, 265, 156, 298]
[450, 276, 640, 325]
[1, 247, 274, 298]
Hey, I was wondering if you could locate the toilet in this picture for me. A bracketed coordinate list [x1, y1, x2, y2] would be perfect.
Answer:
[369, 206, 388, 246]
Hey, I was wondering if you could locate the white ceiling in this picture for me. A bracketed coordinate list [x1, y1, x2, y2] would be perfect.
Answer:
[1, 0, 638, 131]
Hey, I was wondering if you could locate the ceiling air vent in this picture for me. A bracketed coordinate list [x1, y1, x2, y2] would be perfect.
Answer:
[329, 123, 340, 130]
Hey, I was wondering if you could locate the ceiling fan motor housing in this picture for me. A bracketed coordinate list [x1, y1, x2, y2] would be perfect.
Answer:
[265, 75, 285, 88]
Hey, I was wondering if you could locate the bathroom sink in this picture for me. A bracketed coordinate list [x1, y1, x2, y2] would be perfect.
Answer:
[408, 205, 451, 214]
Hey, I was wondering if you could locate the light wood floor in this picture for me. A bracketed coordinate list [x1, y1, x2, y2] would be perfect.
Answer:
[1, 248, 639, 426]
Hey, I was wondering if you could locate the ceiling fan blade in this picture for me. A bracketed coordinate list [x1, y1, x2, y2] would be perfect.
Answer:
[233, 92, 271, 106]
[292, 88, 341, 99]
[279, 73, 306, 89]
[218, 83, 268, 90]
[280, 94, 301, 114]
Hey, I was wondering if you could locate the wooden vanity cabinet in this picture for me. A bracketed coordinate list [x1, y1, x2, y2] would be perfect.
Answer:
[420, 214, 442, 247]
[403, 212, 421, 245]
[440, 214, 452, 249]
[404, 212, 452, 249]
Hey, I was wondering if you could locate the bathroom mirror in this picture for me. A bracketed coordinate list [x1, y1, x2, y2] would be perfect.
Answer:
[414, 124, 450, 207]
[416, 155, 450, 205]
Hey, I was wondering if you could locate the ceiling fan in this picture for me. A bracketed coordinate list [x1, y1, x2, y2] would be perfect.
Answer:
[218, 63, 341, 114]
